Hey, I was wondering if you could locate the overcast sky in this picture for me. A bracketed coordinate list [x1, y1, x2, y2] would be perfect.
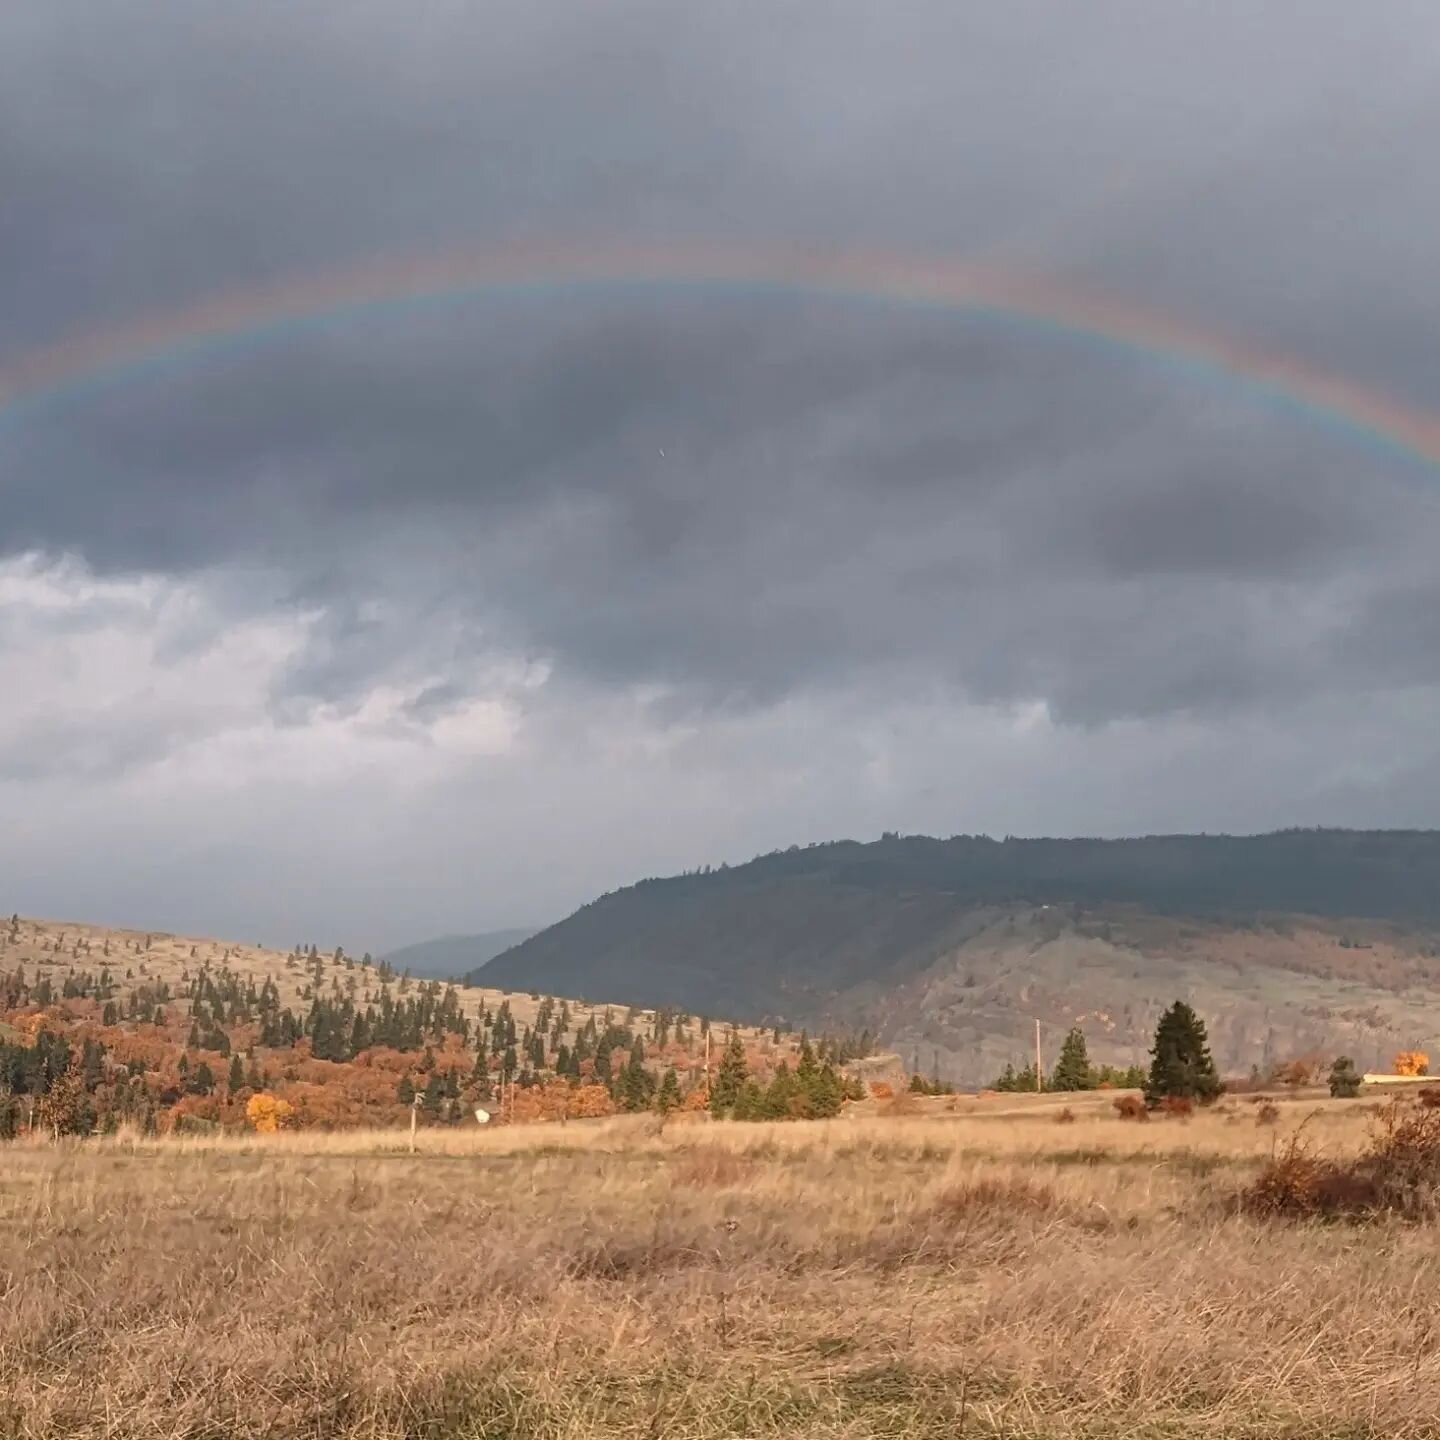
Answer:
[4, 2, 1440, 951]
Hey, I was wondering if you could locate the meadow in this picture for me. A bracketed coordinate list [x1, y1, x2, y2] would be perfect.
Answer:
[4, 1092, 1437, 1439]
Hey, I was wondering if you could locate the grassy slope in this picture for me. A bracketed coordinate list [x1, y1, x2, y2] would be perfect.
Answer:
[3, 1098, 1433, 1438]
[0, 915, 780, 1056]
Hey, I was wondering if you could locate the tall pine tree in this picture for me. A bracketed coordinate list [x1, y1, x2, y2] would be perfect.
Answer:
[1144, 1001, 1222, 1105]
[709, 1029, 748, 1117]
[1050, 1027, 1093, 1091]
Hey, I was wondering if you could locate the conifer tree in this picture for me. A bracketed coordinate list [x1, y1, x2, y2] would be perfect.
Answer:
[655, 1067, 681, 1114]
[710, 1029, 748, 1116]
[1050, 1027, 1094, 1091]
[227, 1054, 244, 1092]
[619, 1040, 655, 1112]
[1144, 1001, 1222, 1105]
[762, 1062, 798, 1119]
[810, 1062, 845, 1117]
[796, 1036, 818, 1084]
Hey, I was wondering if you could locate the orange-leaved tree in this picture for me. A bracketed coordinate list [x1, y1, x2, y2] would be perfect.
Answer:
[1393, 1050, 1430, 1077]
[37, 1058, 91, 1137]
[246, 1092, 297, 1133]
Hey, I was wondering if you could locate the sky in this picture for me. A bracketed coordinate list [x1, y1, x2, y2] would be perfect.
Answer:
[4, 2, 1440, 951]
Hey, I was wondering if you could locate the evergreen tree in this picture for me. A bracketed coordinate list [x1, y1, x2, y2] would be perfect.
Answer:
[761, 1062, 798, 1119]
[992, 1060, 1040, 1093]
[730, 1078, 765, 1121]
[809, 1062, 845, 1117]
[655, 1067, 681, 1114]
[227, 1054, 244, 1092]
[619, 1040, 655, 1112]
[1050, 1027, 1093, 1091]
[396, 1076, 415, 1106]
[1144, 1001, 1222, 1105]
[709, 1029, 748, 1116]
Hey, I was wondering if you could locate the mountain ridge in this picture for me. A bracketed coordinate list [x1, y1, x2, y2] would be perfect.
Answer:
[381, 929, 538, 980]
[473, 829, 1440, 1082]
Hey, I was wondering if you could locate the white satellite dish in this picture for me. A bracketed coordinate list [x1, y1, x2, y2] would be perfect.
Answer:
[473, 1107, 491, 1125]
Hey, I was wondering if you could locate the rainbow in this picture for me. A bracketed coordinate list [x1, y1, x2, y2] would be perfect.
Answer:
[3, 243, 1439, 473]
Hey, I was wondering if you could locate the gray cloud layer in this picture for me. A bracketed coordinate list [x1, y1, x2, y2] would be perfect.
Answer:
[3, 2, 1440, 945]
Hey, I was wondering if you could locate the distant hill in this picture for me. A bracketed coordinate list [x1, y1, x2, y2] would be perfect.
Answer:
[382, 929, 537, 980]
[473, 830, 1440, 1082]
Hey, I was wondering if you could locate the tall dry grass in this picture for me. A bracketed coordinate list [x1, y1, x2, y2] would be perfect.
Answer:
[2, 1104, 1432, 1438]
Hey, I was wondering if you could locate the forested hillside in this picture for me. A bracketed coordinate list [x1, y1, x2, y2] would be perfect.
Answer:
[475, 830, 1440, 1081]
[0, 917, 825, 1136]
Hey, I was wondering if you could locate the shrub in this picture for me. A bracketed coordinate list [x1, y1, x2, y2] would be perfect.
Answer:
[1112, 1095, 1148, 1122]
[1239, 1132, 1372, 1220]
[1240, 1101, 1440, 1222]
[1256, 1102, 1280, 1126]
[1418, 1087, 1440, 1110]
[1054, 1106, 1076, 1125]
[1158, 1095, 1194, 1119]
[1328, 1056, 1362, 1099]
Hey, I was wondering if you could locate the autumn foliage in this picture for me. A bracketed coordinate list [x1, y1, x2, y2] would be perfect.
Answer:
[246, 1093, 297, 1133]
[1393, 1050, 1430, 1077]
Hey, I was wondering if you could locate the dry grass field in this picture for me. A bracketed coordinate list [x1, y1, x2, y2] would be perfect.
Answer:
[5, 1092, 1437, 1439]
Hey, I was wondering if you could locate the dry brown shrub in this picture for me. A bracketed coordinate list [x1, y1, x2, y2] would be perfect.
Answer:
[1363, 1102, 1440, 1218]
[1256, 1102, 1280, 1126]
[1239, 1133, 1376, 1220]
[1418, 1087, 1440, 1110]
[1112, 1095, 1148, 1122]
[1241, 1101, 1440, 1222]
[1159, 1095, 1194, 1119]
[1054, 1106, 1076, 1125]
[672, 1145, 754, 1189]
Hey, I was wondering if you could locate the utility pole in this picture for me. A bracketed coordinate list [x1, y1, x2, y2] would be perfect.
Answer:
[1034, 1018, 1043, 1093]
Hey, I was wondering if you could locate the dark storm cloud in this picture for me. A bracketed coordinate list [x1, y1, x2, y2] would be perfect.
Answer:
[3, 0, 1440, 799]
